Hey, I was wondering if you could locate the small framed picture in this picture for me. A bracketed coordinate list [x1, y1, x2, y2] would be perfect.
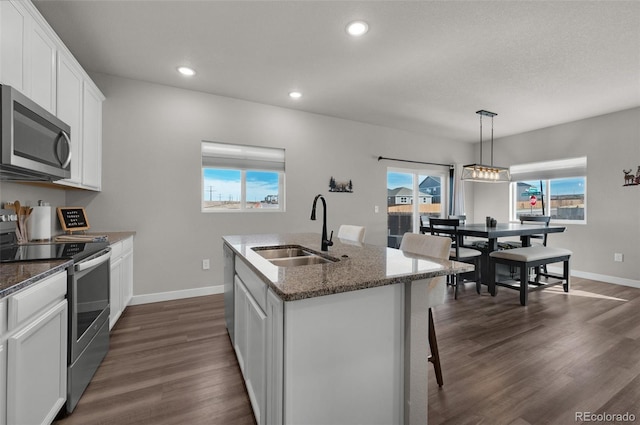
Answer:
[57, 207, 91, 232]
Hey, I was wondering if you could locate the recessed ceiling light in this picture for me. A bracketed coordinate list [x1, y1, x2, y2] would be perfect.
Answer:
[177, 66, 196, 76]
[289, 91, 302, 99]
[346, 20, 369, 37]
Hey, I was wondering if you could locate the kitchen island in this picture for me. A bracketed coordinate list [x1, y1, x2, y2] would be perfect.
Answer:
[223, 233, 474, 425]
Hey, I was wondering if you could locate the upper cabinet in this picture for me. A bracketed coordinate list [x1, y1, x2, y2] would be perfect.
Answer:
[0, 0, 104, 191]
[0, 0, 28, 93]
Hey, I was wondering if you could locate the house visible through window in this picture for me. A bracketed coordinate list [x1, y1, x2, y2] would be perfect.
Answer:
[386, 168, 446, 248]
[201, 141, 285, 212]
[509, 157, 586, 223]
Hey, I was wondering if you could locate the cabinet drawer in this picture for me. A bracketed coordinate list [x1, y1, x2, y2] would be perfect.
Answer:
[8, 271, 67, 331]
[110, 240, 123, 259]
[236, 258, 267, 312]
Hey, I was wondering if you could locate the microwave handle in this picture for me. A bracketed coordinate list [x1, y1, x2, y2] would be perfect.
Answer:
[59, 131, 72, 169]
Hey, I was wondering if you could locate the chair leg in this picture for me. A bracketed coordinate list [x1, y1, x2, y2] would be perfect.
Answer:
[475, 256, 482, 294]
[563, 259, 570, 292]
[519, 264, 529, 306]
[453, 274, 458, 299]
[489, 258, 497, 296]
[427, 308, 443, 387]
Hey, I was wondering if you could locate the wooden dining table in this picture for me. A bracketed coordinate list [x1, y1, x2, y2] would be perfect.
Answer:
[445, 222, 566, 286]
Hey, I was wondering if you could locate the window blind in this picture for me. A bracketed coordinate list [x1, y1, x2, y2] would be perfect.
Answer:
[509, 156, 587, 181]
[201, 141, 285, 171]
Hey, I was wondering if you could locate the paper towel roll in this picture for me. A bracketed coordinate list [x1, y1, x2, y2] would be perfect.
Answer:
[28, 206, 51, 241]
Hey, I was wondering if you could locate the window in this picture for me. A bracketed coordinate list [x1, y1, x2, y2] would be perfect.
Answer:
[201, 141, 285, 212]
[509, 157, 586, 223]
[387, 168, 447, 248]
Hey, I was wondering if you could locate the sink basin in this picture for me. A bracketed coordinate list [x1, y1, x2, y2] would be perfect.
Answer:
[253, 246, 313, 259]
[269, 256, 336, 267]
[252, 245, 339, 267]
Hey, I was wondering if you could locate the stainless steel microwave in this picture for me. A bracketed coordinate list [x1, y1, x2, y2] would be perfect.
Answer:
[0, 85, 71, 181]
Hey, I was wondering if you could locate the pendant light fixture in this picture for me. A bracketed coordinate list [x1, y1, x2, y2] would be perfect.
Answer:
[461, 110, 511, 183]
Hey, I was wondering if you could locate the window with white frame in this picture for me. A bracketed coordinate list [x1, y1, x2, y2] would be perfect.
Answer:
[509, 157, 587, 223]
[201, 141, 285, 212]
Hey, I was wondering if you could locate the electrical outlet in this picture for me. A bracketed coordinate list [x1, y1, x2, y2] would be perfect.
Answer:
[614, 253, 624, 262]
[202, 259, 210, 270]
[374, 205, 379, 213]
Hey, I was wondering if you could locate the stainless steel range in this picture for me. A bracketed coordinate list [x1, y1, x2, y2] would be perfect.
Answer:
[1, 214, 111, 413]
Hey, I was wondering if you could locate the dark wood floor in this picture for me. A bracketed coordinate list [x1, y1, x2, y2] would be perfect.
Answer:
[55, 277, 640, 425]
[54, 295, 256, 425]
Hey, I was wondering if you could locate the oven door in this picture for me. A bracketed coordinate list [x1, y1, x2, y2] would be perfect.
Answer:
[69, 249, 111, 362]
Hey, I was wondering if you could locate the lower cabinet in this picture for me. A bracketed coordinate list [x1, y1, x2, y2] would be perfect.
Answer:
[231, 257, 402, 425]
[234, 274, 267, 425]
[1, 270, 68, 425]
[109, 236, 134, 329]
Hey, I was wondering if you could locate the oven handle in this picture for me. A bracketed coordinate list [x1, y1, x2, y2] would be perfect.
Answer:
[75, 250, 111, 272]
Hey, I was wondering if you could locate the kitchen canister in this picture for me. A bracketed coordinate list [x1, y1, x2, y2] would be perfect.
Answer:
[28, 204, 52, 241]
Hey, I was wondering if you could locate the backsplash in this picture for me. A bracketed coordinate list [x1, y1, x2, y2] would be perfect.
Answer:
[0, 182, 67, 235]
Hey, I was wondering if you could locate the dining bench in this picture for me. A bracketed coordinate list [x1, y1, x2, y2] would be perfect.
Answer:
[488, 245, 572, 306]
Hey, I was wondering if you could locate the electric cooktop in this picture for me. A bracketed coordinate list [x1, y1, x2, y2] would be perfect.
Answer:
[0, 231, 108, 263]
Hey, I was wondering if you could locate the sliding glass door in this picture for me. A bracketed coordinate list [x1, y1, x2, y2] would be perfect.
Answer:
[387, 168, 447, 248]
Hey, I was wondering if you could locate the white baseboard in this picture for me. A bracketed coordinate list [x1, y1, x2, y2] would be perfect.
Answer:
[547, 266, 640, 289]
[130, 285, 224, 305]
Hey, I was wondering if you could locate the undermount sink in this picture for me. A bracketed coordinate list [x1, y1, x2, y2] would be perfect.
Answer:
[252, 245, 339, 267]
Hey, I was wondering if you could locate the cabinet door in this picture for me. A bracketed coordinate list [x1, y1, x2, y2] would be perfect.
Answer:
[0, 341, 6, 425]
[26, 20, 57, 113]
[266, 289, 284, 425]
[234, 276, 248, 374]
[7, 300, 67, 425]
[246, 291, 266, 425]
[0, 0, 28, 91]
[81, 83, 102, 190]
[121, 251, 133, 309]
[56, 52, 83, 186]
[110, 257, 123, 330]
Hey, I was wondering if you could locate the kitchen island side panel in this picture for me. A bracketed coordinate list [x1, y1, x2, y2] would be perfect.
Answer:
[283, 283, 404, 425]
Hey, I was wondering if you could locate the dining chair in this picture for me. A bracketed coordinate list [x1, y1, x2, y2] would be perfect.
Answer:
[337, 224, 366, 244]
[429, 218, 482, 299]
[512, 214, 552, 276]
[399, 232, 451, 387]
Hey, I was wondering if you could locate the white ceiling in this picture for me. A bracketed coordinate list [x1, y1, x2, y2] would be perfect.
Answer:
[33, 0, 640, 143]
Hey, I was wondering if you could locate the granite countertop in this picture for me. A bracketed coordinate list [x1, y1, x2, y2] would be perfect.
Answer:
[0, 231, 135, 300]
[223, 233, 474, 301]
[0, 260, 72, 299]
[86, 231, 136, 244]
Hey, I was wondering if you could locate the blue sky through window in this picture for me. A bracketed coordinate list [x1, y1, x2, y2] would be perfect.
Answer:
[203, 168, 279, 203]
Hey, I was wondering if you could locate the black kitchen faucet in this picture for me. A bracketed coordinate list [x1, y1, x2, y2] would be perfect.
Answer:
[310, 194, 333, 251]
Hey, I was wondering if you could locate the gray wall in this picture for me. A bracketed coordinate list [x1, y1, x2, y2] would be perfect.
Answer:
[64, 73, 474, 296]
[472, 107, 640, 283]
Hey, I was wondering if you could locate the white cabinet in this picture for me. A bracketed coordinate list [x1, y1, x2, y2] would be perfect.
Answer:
[26, 18, 56, 113]
[0, 0, 28, 92]
[0, 0, 56, 113]
[234, 269, 267, 425]
[229, 257, 403, 425]
[0, 0, 104, 191]
[265, 289, 283, 425]
[81, 83, 103, 190]
[109, 254, 122, 329]
[109, 236, 134, 329]
[1, 270, 68, 425]
[56, 51, 84, 186]
[55, 74, 104, 191]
